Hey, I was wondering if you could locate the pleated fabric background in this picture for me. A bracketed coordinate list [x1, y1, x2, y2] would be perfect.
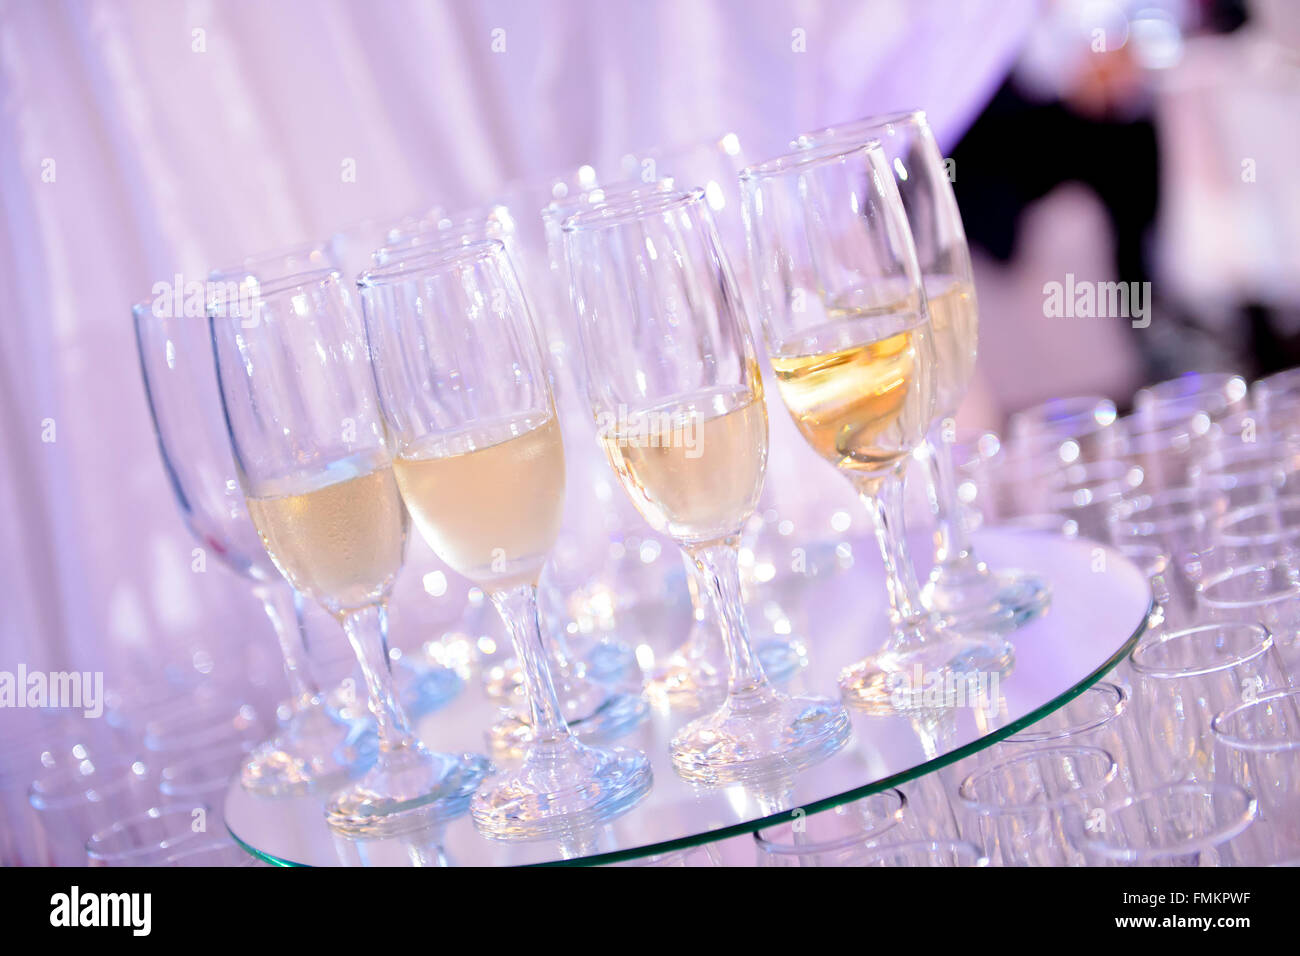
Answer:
[0, 0, 1033, 682]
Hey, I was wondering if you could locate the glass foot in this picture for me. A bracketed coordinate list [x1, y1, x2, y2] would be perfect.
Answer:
[396, 661, 464, 718]
[472, 736, 652, 840]
[324, 742, 489, 837]
[487, 691, 648, 759]
[922, 563, 1051, 634]
[241, 700, 376, 797]
[669, 687, 851, 786]
[757, 637, 808, 683]
[839, 633, 1015, 717]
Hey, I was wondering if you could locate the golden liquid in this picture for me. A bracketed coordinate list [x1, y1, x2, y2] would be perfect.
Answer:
[599, 385, 767, 544]
[926, 275, 979, 416]
[246, 453, 408, 614]
[393, 414, 565, 590]
[770, 310, 934, 480]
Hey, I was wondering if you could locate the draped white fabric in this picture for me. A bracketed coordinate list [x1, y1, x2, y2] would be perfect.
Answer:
[0, 0, 1033, 678]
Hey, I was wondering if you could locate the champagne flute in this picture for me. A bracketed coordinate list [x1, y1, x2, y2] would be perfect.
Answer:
[740, 141, 1013, 713]
[564, 188, 851, 784]
[210, 246, 463, 722]
[376, 214, 649, 749]
[358, 240, 652, 838]
[796, 110, 1049, 632]
[209, 269, 488, 835]
[133, 275, 374, 798]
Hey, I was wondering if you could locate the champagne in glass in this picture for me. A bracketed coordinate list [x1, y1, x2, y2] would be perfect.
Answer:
[211, 268, 488, 836]
[360, 241, 651, 839]
[742, 141, 1013, 714]
[565, 188, 850, 784]
[796, 111, 1048, 632]
[135, 246, 377, 798]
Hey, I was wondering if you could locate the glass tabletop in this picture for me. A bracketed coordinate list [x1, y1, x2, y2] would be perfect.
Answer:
[226, 528, 1153, 866]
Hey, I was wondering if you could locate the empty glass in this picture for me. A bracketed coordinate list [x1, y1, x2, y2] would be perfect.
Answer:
[1067, 782, 1257, 866]
[1127, 622, 1291, 786]
[86, 804, 209, 866]
[1212, 689, 1300, 856]
[957, 745, 1120, 865]
[753, 789, 909, 865]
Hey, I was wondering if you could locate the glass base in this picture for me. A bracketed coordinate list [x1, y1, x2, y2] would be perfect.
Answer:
[396, 661, 464, 718]
[669, 687, 851, 786]
[487, 691, 648, 759]
[241, 700, 376, 797]
[838, 633, 1016, 717]
[324, 741, 489, 837]
[922, 562, 1051, 634]
[757, 637, 808, 683]
[471, 736, 652, 840]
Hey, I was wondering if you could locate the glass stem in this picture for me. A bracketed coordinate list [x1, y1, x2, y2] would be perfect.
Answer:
[339, 602, 416, 753]
[918, 419, 981, 573]
[254, 582, 321, 714]
[491, 584, 570, 745]
[857, 472, 932, 646]
[684, 550, 719, 649]
[685, 537, 768, 698]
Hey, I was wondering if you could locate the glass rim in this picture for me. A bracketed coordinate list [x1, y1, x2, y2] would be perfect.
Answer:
[851, 838, 988, 867]
[1005, 682, 1127, 743]
[792, 108, 929, 148]
[751, 788, 906, 855]
[1129, 621, 1273, 678]
[739, 140, 882, 182]
[208, 240, 334, 282]
[1218, 496, 1300, 546]
[85, 804, 210, 860]
[1198, 560, 1300, 610]
[1078, 782, 1256, 862]
[1211, 689, 1300, 753]
[357, 237, 505, 287]
[542, 180, 675, 223]
[957, 745, 1118, 815]
[205, 266, 342, 315]
[28, 755, 150, 810]
[560, 186, 704, 232]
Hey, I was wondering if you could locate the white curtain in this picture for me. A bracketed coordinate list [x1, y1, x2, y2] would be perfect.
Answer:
[0, 0, 1034, 678]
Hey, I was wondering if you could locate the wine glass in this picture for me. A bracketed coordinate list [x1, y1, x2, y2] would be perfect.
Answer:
[796, 110, 1049, 633]
[211, 246, 463, 722]
[357, 240, 652, 838]
[209, 268, 488, 836]
[563, 188, 851, 784]
[740, 141, 1013, 713]
[133, 276, 374, 798]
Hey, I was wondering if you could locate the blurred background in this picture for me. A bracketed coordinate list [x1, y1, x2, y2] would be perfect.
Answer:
[1, 0, 1297, 697]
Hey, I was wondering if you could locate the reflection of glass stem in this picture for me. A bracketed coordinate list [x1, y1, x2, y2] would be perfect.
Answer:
[254, 582, 322, 714]
[918, 421, 984, 577]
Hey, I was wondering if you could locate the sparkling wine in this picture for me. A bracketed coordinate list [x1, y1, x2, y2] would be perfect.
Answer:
[925, 275, 978, 417]
[598, 385, 767, 544]
[770, 308, 934, 480]
[393, 413, 565, 589]
[245, 452, 408, 613]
